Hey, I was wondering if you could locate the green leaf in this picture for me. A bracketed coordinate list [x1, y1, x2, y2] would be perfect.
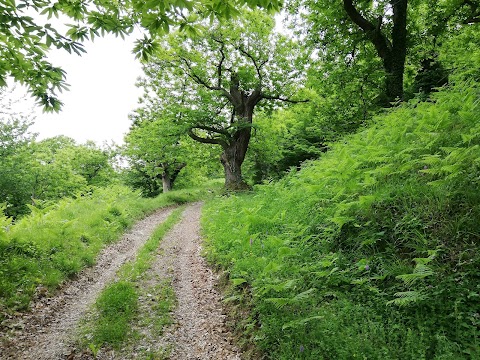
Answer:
[277, 246, 293, 257]
[231, 278, 247, 286]
[387, 291, 427, 307]
[282, 315, 324, 330]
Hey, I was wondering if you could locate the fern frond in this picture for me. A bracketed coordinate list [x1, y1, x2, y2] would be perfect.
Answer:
[387, 290, 426, 307]
[265, 288, 316, 309]
[282, 315, 324, 330]
[265, 297, 291, 309]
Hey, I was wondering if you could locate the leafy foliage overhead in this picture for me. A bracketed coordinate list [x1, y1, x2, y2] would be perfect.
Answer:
[287, 0, 479, 104]
[0, 0, 283, 111]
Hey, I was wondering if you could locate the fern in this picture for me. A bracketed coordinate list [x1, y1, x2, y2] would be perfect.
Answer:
[265, 297, 291, 310]
[265, 288, 316, 309]
[282, 315, 324, 330]
[396, 264, 434, 287]
[387, 291, 427, 307]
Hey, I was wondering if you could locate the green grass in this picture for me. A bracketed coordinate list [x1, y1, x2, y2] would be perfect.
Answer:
[0, 181, 220, 318]
[81, 207, 183, 352]
[202, 81, 480, 359]
[141, 280, 176, 337]
[135, 280, 175, 359]
[93, 281, 138, 347]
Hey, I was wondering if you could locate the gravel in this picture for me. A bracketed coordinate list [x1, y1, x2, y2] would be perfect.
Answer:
[0, 203, 242, 360]
[0, 207, 173, 360]
[155, 203, 241, 360]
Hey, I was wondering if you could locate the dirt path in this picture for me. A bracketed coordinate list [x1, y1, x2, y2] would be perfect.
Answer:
[147, 203, 240, 360]
[0, 207, 174, 360]
[1, 203, 241, 360]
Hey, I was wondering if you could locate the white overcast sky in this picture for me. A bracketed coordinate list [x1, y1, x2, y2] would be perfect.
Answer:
[6, 12, 286, 146]
[27, 32, 144, 145]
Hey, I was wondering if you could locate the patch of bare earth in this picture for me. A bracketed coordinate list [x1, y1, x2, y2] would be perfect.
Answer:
[1, 203, 242, 360]
[0, 207, 174, 360]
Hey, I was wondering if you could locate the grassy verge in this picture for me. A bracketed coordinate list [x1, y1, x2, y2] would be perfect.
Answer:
[80, 207, 183, 357]
[0, 180, 220, 319]
[202, 82, 480, 359]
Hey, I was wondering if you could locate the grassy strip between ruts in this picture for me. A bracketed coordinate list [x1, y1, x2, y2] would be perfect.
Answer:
[78, 206, 184, 358]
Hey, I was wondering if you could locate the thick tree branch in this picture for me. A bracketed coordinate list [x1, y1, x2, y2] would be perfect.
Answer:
[260, 94, 309, 103]
[218, 44, 226, 88]
[237, 45, 267, 83]
[246, 87, 263, 108]
[343, 0, 375, 32]
[188, 128, 228, 148]
[229, 72, 243, 106]
[193, 124, 232, 137]
[212, 37, 228, 88]
[179, 57, 233, 102]
[343, 0, 392, 63]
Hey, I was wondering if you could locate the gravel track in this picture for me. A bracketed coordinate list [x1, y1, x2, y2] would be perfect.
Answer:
[1, 203, 241, 360]
[154, 202, 240, 360]
[0, 207, 174, 360]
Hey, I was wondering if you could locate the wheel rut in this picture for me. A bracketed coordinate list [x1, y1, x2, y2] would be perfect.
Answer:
[151, 203, 240, 360]
[0, 207, 174, 360]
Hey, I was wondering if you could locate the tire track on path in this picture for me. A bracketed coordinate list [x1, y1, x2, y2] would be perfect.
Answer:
[150, 202, 241, 360]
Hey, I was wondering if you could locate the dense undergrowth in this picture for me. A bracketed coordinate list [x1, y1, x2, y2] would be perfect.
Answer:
[0, 181, 220, 319]
[202, 82, 480, 359]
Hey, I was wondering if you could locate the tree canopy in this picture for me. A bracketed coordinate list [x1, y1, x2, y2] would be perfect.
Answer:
[124, 109, 213, 194]
[0, 0, 283, 111]
[137, 10, 308, 189]
[0, 94, 115, 217]
[288, 0, 479, 104]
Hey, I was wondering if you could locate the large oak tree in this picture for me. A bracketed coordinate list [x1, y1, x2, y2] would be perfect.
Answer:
[139, 10, 307, 189]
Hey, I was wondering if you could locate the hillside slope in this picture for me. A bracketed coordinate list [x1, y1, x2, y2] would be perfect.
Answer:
[203, 81, 480, 359]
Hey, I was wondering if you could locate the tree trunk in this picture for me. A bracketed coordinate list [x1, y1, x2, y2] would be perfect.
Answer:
[162, 175, 173, 193]
[343, 0, 408, 104]
[220, 77, 258, 190]
[186, 71, 263, 191]
[386, 0, 408, 103]
[220, 124, 252, 191]
[161, 162, 186, 193]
